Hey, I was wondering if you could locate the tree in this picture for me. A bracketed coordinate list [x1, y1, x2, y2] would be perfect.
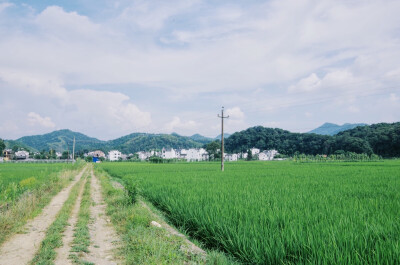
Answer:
[61, 151, 69, 159]
[205, 140, 221, 161]
[247, 150, 253, 161]
[0, 139, 5, 156]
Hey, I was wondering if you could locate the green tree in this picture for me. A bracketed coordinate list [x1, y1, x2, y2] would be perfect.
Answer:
[0, 139, 5, 156]
[247, 150, 253, 161]
[61, 151, 69, 159]
[205, 140, 221, 161]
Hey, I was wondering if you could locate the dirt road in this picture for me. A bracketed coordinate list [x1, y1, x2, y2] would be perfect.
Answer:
[0, 167, 87, 265]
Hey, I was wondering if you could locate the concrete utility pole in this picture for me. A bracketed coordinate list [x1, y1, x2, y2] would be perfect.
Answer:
[72, 136, 75, 164]
[218, 106, 229, 171]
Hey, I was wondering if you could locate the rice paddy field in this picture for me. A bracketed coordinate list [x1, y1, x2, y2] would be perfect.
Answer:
[99, 161, 400, 264]
[0, 163, 75, 203]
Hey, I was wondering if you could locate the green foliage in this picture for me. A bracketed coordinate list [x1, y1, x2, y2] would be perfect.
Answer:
[226, 122, 400, 157]
[124, 178, 138, 204]
[246, 150, 252, 161]
[85, 156, 93, 162]
[0, 138, 5, 155]
[0, 163, 74, 204]
[10, 130, 209, 154]
[100, 161, 400, 265]
[94, 167, 236, 264]
[205, 140, 221, 161]
[61, 151, 69, 159]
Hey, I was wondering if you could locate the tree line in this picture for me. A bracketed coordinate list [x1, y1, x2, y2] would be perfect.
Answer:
[224, 122, 400, 157]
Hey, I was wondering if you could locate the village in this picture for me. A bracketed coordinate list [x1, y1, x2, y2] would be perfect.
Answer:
[1, 147, 280, 163]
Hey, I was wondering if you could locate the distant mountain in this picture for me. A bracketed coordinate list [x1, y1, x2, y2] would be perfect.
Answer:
[215, 133, 231, 140]
[189, 134, 214, 144]
[15, 129, 103, 152]
[104, 133, 208, 153]
[6, 129, 211, 154]
[308, 123, 368, 135]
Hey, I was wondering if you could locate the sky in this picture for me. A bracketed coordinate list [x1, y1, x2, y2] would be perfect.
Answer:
[0, 0, 400, 140]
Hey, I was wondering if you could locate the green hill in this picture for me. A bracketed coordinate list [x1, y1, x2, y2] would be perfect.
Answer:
[15, 129, 103, 152]
[103, 133, 205, 154]
[226, 122, 400, 157]
[6, 129, 210, 154]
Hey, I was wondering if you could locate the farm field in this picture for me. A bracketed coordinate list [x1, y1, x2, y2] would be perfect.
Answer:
[99, 161, 400, 264]
[0, 163, 77, 204]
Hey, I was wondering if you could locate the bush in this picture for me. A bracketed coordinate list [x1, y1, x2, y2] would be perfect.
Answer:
[124, 178, 138, 204]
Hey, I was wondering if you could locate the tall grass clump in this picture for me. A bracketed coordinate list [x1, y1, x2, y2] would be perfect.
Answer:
[99, 161, 400, 264]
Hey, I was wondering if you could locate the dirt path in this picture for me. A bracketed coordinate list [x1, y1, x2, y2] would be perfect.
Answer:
[0, 166, 87, 265]
[54, 176, 87, 265]
[83, 170, 119, 265]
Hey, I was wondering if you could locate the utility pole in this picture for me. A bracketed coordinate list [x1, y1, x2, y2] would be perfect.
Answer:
[72, 136, 75, 164]
[218, 106, 229, 171]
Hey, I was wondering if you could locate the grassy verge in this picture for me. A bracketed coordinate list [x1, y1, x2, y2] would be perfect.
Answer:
[94, 167, 238, 265]
[31, 174, 86, 264]
[69, 174, 92, 264]
[0, 166, 84, 245]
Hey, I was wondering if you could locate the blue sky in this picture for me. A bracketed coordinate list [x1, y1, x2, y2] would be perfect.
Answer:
[1, 0, 400, 140]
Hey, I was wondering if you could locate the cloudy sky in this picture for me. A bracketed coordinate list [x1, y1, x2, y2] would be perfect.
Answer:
[1, 0, 399, 140]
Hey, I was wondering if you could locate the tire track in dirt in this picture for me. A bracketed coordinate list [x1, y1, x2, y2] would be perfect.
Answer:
[0, 166, 87, 265]
[83, 170, 119, 265]
[54, 175, 88, 265]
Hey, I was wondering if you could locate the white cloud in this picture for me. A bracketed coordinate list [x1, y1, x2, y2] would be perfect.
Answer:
[225, 107, 245, 120]
[164, 117, 198, 132]
[0, 2, 13, 13]
[389, 93, 398, 102]
[1, 1, 400, 138]
[27, 112, 56, 128]
[118, 0, 199, 31]
[289, 73, 321, 93]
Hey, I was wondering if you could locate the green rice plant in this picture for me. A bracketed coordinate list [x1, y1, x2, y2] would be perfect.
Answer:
[98, 161, 400, 265]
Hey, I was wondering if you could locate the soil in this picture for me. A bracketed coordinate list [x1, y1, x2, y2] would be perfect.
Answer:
[54, 176, 87, 265]
[83, 170, 119, 265]
[0, 167, 87, 265]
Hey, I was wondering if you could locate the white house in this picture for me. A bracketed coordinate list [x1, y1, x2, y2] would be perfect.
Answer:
[258, 149, 279, 161]
[108, 150, 122, 161]
[15, 150, 29, 160]
[136, 151, 150, 161]
[186, 148, 201, 161]
[250, 148, 260, 156]
[88, 150, 106, 158]
[225, 153, 238, 161]
[162, 148, 177, 159]
[178, 149, 188, 159]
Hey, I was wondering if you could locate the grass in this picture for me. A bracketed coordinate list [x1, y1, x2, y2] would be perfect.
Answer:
[0, 164, 84, 245]
[69, 173, 93, 264]
[99, 160, 400, 264]
[0, 163, 80, 203]
[94, 167, 237, 264]
[31, 173, 86, 264]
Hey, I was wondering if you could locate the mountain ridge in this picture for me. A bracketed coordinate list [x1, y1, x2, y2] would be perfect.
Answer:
[308, 122, 368, 135]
